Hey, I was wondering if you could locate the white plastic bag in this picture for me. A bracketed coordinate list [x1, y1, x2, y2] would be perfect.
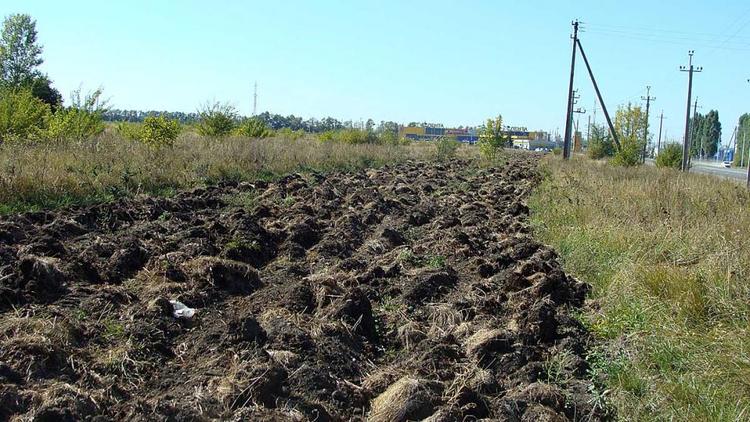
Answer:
[169, 300, 196, 318]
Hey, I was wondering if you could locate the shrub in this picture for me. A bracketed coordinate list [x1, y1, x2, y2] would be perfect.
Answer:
[276, 127, 305, 140]
[552, 147, 562, 156]
[45, 88, 107, 143]
[235, 117, 271, 138]
[587, 125, 615, 159]
[317, 128, 378, 144]
[436, 137, 459, 161]
[479, 115, 506, 161]
[197, 102, 237, 137]
[115, 121, 141, 140]
[138, 116, 181, 148]
[655, 143, 683, 169]
[611, 136, 642, 167]
[0, 87, 49, 143]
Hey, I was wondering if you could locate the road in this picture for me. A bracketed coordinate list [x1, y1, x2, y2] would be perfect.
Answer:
[647, 158, 748, 182]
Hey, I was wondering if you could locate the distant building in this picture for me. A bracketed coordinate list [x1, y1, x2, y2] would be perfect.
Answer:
[399, 124, 551, 147]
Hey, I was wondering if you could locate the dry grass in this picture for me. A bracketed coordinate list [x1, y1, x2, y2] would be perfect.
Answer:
[529, 156, 750, 421]
[0, 130, 441, 214]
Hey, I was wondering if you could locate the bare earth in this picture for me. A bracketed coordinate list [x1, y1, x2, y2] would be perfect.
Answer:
[0, 154, 607, 421]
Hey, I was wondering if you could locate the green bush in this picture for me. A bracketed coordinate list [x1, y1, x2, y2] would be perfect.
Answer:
[0, 87, 50, 143]
[655, 143, 683, 169]
[115, 121, 141, 140]
[45, 88, 107, 143]
[552, 147, 562, 156]
[587, 125, 615, 159]
[197, 102, 237, 137]
[611, 137, 642, 167]
[436, 137, 460, 161]
[276, 127, 305, 140]
[138, 116, 181, 148]
[235, 117, 271, 138]
[317, 128, 378, 144]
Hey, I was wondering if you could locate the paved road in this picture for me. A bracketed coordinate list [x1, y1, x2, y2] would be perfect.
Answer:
[647, 158, 748, 182]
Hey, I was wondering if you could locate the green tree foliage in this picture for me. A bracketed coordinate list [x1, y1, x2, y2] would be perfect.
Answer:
[735, 113, 750, 167]
[586, 124, 615, 159]
[690, 110, 721, 159]
[235, 117, 272, 138]
[436, 137, 460, 161]
[479, 115, 506, 161]
[0, 14, 62, 109]
[45, 88, 108, 143]
[137, 116, 181, 148]
[26, 74, 62, 109]
[612, 103, 646, 166]
[0, 14, 42, 86]
[197, 102, 237, 137]
[655, 143, 683, 169]
[0, 87, 50, 143]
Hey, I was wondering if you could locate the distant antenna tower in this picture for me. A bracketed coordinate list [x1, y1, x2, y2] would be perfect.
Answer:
[253, 82, 257, 116]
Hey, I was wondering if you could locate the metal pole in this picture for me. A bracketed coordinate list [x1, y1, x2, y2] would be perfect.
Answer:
[563, 21, 579, 160]
[576, 39, 621, 151]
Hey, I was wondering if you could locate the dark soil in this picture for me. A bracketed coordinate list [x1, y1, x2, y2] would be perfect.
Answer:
[0, 154, 608, 421]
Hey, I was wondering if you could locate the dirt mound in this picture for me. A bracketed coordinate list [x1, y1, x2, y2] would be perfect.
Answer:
[0, 153, 608, 420]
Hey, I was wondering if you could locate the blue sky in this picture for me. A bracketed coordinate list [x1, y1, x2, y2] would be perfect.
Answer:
[8, 0, 750, 145]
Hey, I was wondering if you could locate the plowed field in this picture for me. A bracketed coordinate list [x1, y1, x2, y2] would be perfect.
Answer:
[0, 155, 606, 421]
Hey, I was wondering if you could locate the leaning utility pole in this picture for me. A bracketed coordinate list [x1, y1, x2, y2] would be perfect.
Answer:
[641, 86, 655, 162]
[563, 21, 579, 159]
[576, 38, 621, 151]
[679, 51, 702, 172]
[656, 111, 665, 155]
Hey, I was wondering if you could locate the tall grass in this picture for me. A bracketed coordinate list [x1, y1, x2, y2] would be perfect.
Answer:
[529, 157, 750, 421]
[0, 131, 437, 214]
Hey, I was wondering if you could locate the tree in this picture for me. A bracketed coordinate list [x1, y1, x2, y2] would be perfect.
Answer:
[612, 103, 646, 166]
[587, 123, 615, 159]
[479, 115, 506, 160]
[27, 74, 62, 109]
[690, 110, 720, 159]
[735, 114, 750, 167]
[0, 14, 43, 87]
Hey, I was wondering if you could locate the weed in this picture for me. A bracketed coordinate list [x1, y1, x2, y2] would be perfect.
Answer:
[426, 255, 446, 269]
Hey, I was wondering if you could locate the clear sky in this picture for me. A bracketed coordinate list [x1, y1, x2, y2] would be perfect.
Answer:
[8, 0, 750, 145]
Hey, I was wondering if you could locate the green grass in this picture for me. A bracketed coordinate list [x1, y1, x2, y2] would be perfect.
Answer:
[529, 156, 750, 421]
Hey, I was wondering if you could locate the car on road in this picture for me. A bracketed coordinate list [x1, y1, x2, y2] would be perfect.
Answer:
[722, 160, 732, 168]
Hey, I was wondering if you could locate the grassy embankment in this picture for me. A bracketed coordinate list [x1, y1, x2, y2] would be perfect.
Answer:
[529, 157, 750, 421]
[0, 131, 449, 214]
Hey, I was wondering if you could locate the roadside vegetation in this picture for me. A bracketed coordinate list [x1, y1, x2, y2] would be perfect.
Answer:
[529, 156, 750, 421]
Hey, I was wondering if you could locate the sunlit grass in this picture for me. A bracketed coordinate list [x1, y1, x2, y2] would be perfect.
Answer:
[0, 130, 443, 214]
[529, 156, 750, 421]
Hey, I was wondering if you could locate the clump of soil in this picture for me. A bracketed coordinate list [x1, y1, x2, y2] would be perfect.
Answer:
[0, 153, 609, 420]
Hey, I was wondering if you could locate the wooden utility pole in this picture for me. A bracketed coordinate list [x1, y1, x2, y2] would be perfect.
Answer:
[641, 86, 655, 162]
[679, 51, 702, 172]
[563, 21, 579, 160]
[576, 39, 620, 151]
